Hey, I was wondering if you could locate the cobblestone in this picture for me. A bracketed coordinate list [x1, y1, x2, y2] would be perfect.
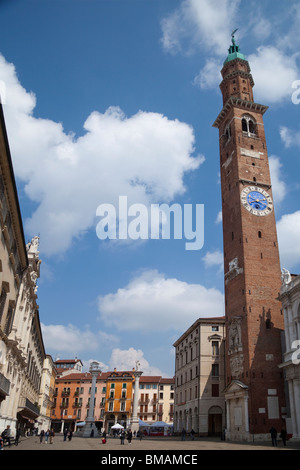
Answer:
[3, 434, 300, 451]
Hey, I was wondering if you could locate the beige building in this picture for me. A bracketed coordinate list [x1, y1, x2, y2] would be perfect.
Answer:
[278, 269, 300, 439]
[138, 376, 174, 426]
[173, 317, 226, 437]
[0, 103, 45, 436]
[0, 103, 29, 436]
[38, 355, 57, 432]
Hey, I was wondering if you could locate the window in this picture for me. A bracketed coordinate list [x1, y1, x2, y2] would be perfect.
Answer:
[212, 364, 219, 377]
[0, 288, 7, 322]
[225, 122, 231, 142]
[212, 326, 219, 331]
[266, 318, 271, 329]
[212, 384, 219, 397]
[242, 114, 256, 136]
[212, 341, 219, 356]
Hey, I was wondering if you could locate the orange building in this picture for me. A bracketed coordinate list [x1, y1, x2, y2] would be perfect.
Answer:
[51, 371, 108, 433]
[104, 369, 135, 432]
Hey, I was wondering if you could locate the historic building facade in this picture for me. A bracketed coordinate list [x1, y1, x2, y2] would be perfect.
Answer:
[173, 317, 226, 436]
[138, 375, 174, 425]
[38, 355, 57, 432]
[50, 362, 174, 434]
[278, 270, 300, 439]
[213, 34, 286, 440]
[51, 370, 107, 433]
[0, 102, 47, 437]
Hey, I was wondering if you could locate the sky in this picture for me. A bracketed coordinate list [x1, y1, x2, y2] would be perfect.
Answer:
[0, 0, 300, 377]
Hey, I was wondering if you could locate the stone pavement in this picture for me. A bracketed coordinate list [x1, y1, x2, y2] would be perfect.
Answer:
[3, 434, 300, 451]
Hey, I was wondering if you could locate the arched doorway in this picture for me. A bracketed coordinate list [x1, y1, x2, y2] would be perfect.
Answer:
[208, 406, 223, 436]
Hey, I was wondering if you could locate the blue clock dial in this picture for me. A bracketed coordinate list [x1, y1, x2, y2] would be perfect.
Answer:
[246, 191, 268, 211]
[241, 186, 273, 216]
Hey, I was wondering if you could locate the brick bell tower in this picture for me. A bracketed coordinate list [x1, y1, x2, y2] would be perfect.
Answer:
[213, 31, 286, 440]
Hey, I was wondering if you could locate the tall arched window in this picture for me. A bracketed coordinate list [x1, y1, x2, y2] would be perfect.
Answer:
[224, 121, 231, 142]
[241, 114, 256, 136]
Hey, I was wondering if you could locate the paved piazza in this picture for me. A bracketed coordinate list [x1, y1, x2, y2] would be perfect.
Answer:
[3, 434, 300, 451]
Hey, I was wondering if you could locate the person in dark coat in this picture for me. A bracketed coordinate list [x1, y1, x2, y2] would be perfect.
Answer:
[280, 427, 287, 446]
[269, 426, 277, 446]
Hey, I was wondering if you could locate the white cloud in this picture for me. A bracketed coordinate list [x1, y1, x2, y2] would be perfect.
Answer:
[0, 54, 203, 256]
[277, 211, 300, 270]
[108, 348, 165, 376]
[194, 59, 222, 90]
[248, 46, 299, 104]
[41, 323, 118, 354]
[215, 211, 222, 224]
[280, 125, 300, 148]
[161, 0, 241, 56]
[98, 269, 224, 332]
[203, 250, 223, 271]
[269, 155, 287, 205]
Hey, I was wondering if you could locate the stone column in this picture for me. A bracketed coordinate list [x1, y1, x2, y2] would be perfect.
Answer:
[81, 361, 101, 437]
[131, 367, 142, 434]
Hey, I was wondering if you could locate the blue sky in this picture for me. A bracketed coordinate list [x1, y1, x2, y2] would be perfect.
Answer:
[0, 0, 300, 377]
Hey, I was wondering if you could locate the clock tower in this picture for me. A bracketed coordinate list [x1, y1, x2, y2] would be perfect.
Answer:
[213, 33, 286, 440]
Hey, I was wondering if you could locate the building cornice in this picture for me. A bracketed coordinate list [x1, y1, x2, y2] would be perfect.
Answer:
[213, 97, 268, 129]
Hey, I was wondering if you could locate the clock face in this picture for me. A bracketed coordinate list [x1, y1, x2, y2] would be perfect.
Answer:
[241, 186, 273, 216]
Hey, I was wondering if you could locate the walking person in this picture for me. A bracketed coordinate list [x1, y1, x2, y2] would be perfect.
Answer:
[49, 428, 55, 444]
[127, 429, 132, 445]
[120, 429, 126, 445]
[181, 428, 186, 441]
[40, 429, 45, 444]
[269, 426, 277, 447]
[15, 428, 21, 446]
[280, 427, 287, 446]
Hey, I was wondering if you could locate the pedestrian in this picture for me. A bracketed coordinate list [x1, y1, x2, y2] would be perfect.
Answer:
[120, 429, 126, 444]
[190, 429, 195, 441]
[127, 429, 132, 445]
[68, 430, 73, 441]
[15, 428, 21, 446]
[40, 429, 45, 444]
[181, 428, 186, 441]
[137, 430, 142, 441]
[280, 427, 287, 446]
[2, 425, 11, 447]
[269, 426, 277, 447]
[63, 428, 68, 441]
[45, 429, 49, 444]
[49, 428, 55, 444]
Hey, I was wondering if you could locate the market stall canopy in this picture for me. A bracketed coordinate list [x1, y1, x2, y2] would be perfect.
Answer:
[111, 423, 124, 429]
[150, 421, 173, 427]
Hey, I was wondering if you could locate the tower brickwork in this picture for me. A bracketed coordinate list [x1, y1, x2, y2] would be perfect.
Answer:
[213, 34, 286, 439]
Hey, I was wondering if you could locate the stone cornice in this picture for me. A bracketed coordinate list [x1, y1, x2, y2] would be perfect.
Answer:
[213, 97, 268, 129]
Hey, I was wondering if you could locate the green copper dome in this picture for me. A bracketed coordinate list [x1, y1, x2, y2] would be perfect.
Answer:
[224, 30, 245, 65]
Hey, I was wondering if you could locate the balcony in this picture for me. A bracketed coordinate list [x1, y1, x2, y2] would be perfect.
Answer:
[139, 398, 150, 405]
[0, 372, 10, 398]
